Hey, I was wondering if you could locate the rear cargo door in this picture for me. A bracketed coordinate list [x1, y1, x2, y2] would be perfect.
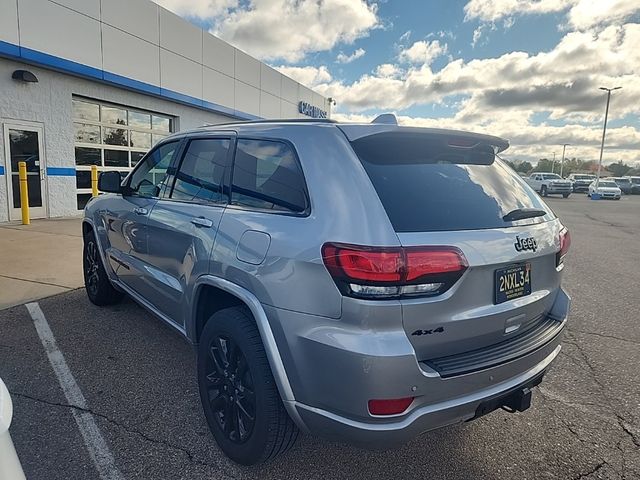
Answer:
[345, 127, 565, 360]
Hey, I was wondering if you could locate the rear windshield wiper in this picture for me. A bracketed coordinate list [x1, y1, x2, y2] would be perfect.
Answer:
[502, 208, 547, 222]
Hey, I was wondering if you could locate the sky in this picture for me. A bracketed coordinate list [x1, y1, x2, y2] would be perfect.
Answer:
[153, 0, 640, 166]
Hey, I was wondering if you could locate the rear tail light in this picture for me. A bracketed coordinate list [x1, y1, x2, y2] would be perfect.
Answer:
[321, 243, 468, 299]
[557, 227, 571, 266]
[368, 397, 414, 416]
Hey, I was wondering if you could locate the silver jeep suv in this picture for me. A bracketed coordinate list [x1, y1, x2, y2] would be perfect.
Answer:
[82, 116, 570, 465]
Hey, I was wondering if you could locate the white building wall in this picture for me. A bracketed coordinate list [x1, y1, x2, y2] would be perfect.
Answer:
[0, 0, 332, 222]
[0, 58, 235, 222]
[0, 0, 330, 120]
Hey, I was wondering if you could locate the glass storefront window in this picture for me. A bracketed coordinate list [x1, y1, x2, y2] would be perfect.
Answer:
[130, 131, 151, 149]
[101, 106, 127, 126]
[73, 98, 174, 209]
[104, 149, 129, 167]
[75, 147, 101, 166]
[74, 123, 100, 144]
[73, 100, 99, 121]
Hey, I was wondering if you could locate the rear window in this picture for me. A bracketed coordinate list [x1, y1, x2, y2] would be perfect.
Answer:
[542, 174, 561, 180]
[350, 133, 553, 232]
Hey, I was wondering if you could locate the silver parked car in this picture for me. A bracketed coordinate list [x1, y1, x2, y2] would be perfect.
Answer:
[83, 117, 571, 465]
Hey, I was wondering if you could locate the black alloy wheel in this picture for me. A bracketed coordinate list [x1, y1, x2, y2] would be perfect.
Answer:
[82, 231, 123, 306]
[197, 306, 298, 465]
[205, 335, 256, 443]
[84, 239, 101, 298]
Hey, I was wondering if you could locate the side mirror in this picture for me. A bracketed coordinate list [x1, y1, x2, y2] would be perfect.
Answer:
[98, 171, 123, 193]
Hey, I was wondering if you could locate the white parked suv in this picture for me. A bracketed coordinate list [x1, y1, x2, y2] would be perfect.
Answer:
[525, 173, 572, 198]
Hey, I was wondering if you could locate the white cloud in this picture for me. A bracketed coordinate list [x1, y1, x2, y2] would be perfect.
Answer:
[568, 0, 640, 29]
[336, 48, 366, 64]
[316, 24, 640, 117]
[471, 26, 483, 47]
[463, 0, 640, 30]
[274, 65, 332, 88]
[398, 40, 447, 64]
[211, 0, 378, 62]
[154, 0, 237, 19]
[375, 63, 402, 78]
[314, 23, 640, 164]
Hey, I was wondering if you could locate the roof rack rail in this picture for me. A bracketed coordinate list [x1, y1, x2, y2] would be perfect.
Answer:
[198, 118, 337, 128]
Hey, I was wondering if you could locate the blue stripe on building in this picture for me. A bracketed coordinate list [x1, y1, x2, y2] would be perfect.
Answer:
[46, 167, 76, 176]
[1, 41, 260, 121]
[0, 165, 5, 175]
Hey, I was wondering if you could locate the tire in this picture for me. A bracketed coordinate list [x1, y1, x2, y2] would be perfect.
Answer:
[197, 306, 298, 465]
[562, 193, 570, 198]
[541, 185, 548, 197]
[83, 231, 124, 306]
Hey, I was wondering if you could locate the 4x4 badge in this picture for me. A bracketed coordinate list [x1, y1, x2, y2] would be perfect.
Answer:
[514, 236, 537, 252]
[412, 327, 444, 336]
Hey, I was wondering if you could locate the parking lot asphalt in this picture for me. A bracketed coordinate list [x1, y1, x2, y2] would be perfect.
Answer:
[1, 194, 639, 480]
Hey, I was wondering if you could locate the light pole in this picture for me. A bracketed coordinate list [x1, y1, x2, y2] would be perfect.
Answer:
[552, 152, 556, 173]
[596, 86, 622, 187]
[560, 143, 570, 177]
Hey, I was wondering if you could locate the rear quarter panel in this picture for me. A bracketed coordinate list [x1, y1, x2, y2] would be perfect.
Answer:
[211, 124, 400, 319]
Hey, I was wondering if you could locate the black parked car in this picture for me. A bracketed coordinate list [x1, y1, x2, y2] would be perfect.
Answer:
[628, 176, 640, 194]
[567, 173, 595, 193]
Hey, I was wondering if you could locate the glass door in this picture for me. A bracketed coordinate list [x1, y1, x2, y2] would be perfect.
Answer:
[3, 123, 47, 220]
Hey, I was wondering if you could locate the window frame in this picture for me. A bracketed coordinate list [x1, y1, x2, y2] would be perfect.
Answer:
[123, 138, 185, 199]
[159, 133, 237, 206]
[227, 136, 311, 217]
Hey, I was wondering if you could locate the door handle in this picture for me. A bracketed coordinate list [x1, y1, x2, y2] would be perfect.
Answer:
[191, 216, 213, 228]
[133, 207, 148, 216]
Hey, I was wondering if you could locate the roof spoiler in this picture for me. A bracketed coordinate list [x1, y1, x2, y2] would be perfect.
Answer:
[371, 113, 397, 125]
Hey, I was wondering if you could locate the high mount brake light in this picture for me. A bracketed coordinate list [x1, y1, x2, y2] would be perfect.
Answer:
[557, 227, 571, 266]
[321, 243, 468, 299]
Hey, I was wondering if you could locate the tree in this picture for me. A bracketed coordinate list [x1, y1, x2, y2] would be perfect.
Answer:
[607, 161, 632, 177]
[515, 161, 532, 174]
[533, 158, 555, 173]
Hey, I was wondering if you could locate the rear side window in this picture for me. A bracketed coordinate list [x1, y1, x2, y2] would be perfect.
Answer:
[168, 138, 231, 203]
[350, 133, 553, 232]
[231, 139, 308, 213]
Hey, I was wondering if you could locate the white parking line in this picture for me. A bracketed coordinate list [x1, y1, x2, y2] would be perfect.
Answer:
[25, 302, 125, 480]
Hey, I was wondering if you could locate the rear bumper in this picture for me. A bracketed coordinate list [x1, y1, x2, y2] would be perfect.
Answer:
[293, 343, 561, 448]
[266, 289, 570, 447]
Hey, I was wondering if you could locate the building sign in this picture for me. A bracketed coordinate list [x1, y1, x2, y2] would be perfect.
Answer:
[298, 101, 328, 119]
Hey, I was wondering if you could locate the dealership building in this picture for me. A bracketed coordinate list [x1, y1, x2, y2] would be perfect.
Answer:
[0, 0, 330, 222]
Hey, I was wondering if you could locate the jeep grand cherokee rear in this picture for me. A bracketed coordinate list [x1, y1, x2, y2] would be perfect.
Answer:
[84, 119, 569, 465]
[272, 123, 569, 449]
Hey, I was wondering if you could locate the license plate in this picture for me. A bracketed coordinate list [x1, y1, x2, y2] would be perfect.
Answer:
[495, 263, 531, 304]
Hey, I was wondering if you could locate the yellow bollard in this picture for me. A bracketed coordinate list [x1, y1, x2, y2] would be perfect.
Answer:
[91, 165, 98, 197]
[18, 161, 30, 225]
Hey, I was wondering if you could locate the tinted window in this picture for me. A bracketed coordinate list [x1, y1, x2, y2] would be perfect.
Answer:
[168, 138, 231, 203]
[542, 174, 561, 180]
[231, 139, 308, 213]
[351, 135, 553, 232]
[128, 141, 179, 197]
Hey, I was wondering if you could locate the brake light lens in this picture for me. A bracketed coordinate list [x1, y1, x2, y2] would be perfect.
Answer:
[368, 397, 414, 416]
[321, 243, 467, 299]
[557, 227, 571, 266]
